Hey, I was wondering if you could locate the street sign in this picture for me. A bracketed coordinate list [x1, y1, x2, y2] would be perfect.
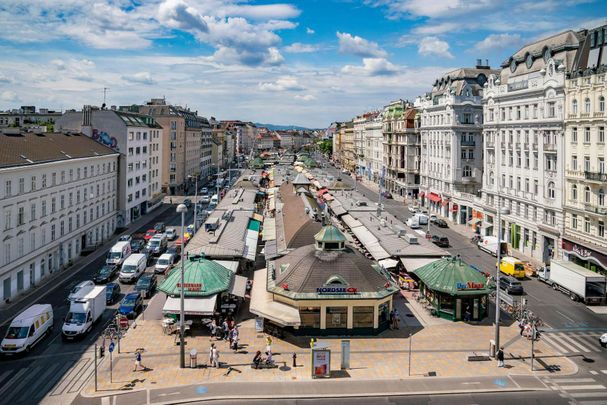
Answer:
[108, 342, 115, 353]
[119, 317, 129, 328]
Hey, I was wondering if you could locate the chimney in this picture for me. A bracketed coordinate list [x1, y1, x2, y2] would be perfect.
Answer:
[475, 59, 490, 69]
[81, 105, 92, 137]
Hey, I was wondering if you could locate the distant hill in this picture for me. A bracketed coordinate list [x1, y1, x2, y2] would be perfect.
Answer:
[254, 122, 316, 131]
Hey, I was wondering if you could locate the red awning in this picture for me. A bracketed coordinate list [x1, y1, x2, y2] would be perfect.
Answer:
[441, 199, 449, 207]
[419, 191, 425, 198]
[451, 203, 459, 212]
[428, 193, 441, 203]
[317, 188, 329, 197]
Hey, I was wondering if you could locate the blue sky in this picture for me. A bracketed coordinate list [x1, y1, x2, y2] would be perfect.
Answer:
[0, 0, 605, 127]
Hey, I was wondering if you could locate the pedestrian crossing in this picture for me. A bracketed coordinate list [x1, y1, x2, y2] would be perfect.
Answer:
[0, 356, 96, 404]
[547, 376, 607, 405]
[541, 331, 604, 355]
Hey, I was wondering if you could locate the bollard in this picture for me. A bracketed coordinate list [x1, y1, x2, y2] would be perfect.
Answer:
[292, 352, 297, 367]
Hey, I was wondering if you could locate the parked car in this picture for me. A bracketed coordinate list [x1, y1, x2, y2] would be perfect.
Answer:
[155, 253, 175, 274]
[408, 205, 420, 214]
[600, 332, 607, 348]
[499, 276, 525, 295]
[1, 304, 54, 355]
[118, 292, 143, 319]
[135, 274, 157, 298]
[167, 245, 181, 260]
[154, 222, 166, 233]
[200, 196, 211, 204]
[200, 187, 209, 195]
[183, 199, 192, 208]
[140, 247, 155, 266]
[118, 235, 132, 243]
[429, 214, 438, 223]
[105, 283, 121, 305]
[431, 235, 450, 248]
[130, 238, 146, 253]
[147, 234, 168, 256]
[341, 169, 350, 175]
[381, 191, 393, 199]
[434, 218, 448, 228]
[144, 229, 157, 241]
[68, 281, 94, 301]
[93, 265, 118, 284]
[164, 228, 177, 241]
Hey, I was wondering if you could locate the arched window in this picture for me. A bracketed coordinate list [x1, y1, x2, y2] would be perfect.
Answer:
[571, 184, 578, 201]
[489, 171, 495, 186]
[599, 189, 605, 206]
[547, 181, 556, 199]
[585, 97, 591, 113]
[463, 166, 472, 177]
[585, 186, 591, 203]
[600, 96, 605, 113]
[572, 99, 578, 114]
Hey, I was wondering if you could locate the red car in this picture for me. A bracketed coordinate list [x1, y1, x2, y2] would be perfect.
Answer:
[144, 229, 157, 241]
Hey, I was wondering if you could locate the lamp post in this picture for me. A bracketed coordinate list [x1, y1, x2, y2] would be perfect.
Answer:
[176, 203, 188, 368]
[188, 174, 199, 233]
[494, 201, 510, 353]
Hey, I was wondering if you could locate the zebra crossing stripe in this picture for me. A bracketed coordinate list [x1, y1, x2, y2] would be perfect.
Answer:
[558, 385, 606, 390]
[552, 378, 597, 383]
[549, 334, 575, 352]
[572, 333, 602, 351]
[570, 392, 607, 398]
[578, 400, 607, 405]
[542, 334, 567, 353]
[0, 368, 27, 397]
[558, 333, 591, 352]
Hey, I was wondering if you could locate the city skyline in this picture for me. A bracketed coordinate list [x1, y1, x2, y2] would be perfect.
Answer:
[0, 0, 606, 127]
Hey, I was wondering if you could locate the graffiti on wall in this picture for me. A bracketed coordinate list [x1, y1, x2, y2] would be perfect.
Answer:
[92, 129, 118, 150]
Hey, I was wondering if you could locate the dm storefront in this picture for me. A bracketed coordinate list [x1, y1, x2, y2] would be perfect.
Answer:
[250, 225, 398, 335]
[562, 238, 607, 277]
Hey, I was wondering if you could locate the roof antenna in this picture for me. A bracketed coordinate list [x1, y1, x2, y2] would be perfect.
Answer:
[102, 87, 109, 110]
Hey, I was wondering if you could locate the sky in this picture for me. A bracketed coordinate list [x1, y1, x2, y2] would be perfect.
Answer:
[0, 0, 606, 128]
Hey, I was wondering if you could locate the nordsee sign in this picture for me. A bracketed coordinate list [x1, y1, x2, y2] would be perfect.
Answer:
[316, 287, 358, 294]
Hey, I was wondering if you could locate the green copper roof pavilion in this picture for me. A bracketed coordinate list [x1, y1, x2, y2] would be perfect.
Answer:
[412, 256, 490, 296]
[159, 256, 233, 297]
[315, 225, 346, 243]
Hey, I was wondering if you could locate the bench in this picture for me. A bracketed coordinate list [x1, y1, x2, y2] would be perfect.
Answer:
[251, 362, 279, 369]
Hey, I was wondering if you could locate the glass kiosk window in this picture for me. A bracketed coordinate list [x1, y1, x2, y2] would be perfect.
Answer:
[353, 306, 374, 328]
[326, 307, 347, 328]
[300, 307, 321, 328]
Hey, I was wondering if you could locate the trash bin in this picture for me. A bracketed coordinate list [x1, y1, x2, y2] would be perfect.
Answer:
[190, 349, 198, 368]
[489, 339, 496, 358]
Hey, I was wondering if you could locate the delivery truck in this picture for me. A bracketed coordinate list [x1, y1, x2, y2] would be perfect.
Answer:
[537, 259, 606, 304]
[477, 236, 508, 257]
[62, 285, 107, 340]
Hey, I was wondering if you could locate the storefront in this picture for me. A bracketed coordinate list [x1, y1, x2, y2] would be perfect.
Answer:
[250, 225, 398, 335]
[562, 238, 607, 277]
[411, 256, 490, 321]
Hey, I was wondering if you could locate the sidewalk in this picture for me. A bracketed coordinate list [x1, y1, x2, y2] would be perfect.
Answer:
[0, 204, 173, 325]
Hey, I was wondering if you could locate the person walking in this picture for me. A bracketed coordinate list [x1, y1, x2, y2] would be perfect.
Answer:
[265, 335, 273, 354]
[133, 349, 144, 371]
[393, 308, 400, 329]
[212, 346, 220, 368]
[496, 347, 505, 368]
[209, 343, 215, 366]
[518, 320, 525, 336]
[222, 320, 229, 340]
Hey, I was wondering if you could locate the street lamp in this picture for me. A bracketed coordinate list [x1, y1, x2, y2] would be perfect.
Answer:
[494, 202, 510, 354]
[176, 203, 188, 368]
[188, 174, 199, 234]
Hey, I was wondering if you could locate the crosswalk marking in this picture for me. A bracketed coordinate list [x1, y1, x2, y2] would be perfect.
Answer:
[541, 331, 603, 354]
[3, 366, 43, 404]
[590, 370, 598, 375]
[543, 334, 568, 353]
[0, 369, 12, 385]
[572, 333, 601, 350]
[578, 401, 607, 405]
[571, 392, 607, 398]
[601, 370, 607, 374]
[559, 385, 606, 390]
[552, 378, 597, 383]
[0, 368, 27, 397]
[559, 334, 591, 352]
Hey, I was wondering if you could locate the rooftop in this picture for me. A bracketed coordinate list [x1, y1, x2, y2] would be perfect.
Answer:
[158, 255, 233, 297]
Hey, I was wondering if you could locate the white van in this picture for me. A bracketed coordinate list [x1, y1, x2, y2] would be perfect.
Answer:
[1, 304, 54, 355]
[155, 253, 175, 274]
[119, 253, 147, 283]
[414, 213, 429, 225]
[210, 194, 219, 205]
[478, 236, 508, 257]
[406, 217, 420, 229]
[147, 234, 167, 256]
[107, 241, 132, 266]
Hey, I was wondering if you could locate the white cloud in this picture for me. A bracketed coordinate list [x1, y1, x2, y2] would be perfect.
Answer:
[219, 4, 300, 20]
[259, 76, 305, 91]
[158, 0, 209, 32]
[306, 27, 315, 34]
[0, 73, 11, 83]
[1, 90, 19, 102]
[474, 33, 523, 52]
[284, 42, 318, 53]
[418, 37, 454, 59]
[122, 71, 156, 85]
[341, 58, 399, 76]
[367, 0, 498, 19]
[295, 94, 316, 101]
[336, 32, 387, 58]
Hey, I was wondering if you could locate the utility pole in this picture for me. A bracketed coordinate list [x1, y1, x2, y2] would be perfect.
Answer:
[103, 87, 109, 107]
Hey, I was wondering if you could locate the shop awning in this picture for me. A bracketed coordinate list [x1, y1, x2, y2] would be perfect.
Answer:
[428, 193, 441, 203]
[366, 242, 391, 261]
[262, 218, 276, 241]
[481, 221, 494, 229]
[351, 225, 379, 246]
[229, 275, 248, 298]
[329, 203, 348, 217]
[249, 268, 301, 327]
[244, 219, 261, 261]
[341, 214, 363, 230]
[400, 257, 441, 272]
[468, 218, 482, 225]
[419, 191, 425, 198]
[378, 258, 399, 269]
[323, 194, 335, 201]
[411, 257, 491, 295]
[162, 295, 217, 316]
[212, 260, 239, 273]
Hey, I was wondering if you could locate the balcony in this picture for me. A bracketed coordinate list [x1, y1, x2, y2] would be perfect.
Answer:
[543, 143, 557, 152]
[585, 171, 607, 182]
[461, 140, 476, 147]
[486, 140, 495, 148]
[566, 169, 583, 178]
[568, 114, 578, 119]
[580, 113, 590, 118]
[594, 112, 604, 117]
[532, 143, 538, 151]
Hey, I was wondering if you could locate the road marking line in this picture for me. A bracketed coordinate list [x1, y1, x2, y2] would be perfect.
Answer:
[549, 334, 574, 353]
[552, 378, 598, 383]
[573, 333, 602, 352]
[602, 370, 607, 374]
[29, 362, 64, 399]
[556, 310, 576, 323]
[590, 370, 599, 375]
[570, 392, 607, 398]
[0, 370, 12, 385]
[3, 366, 43, 403]
[559, 333, 591, 352]
[0, 368, 27, 397]
[542, 334, 567, 353]
[578, 401, 607, 405]
[101, 397, 110, 405]
[557, 385, 606, 390]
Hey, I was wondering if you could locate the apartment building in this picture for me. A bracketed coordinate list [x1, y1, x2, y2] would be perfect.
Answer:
[382, 100, 419, 197]
[480, 31, 583, 262]
[563, 25, 607, 275]
[417, 63, 497, 225]
[57, 107, 163, 226]
[340, 122, 355, 172]
[0, 129, 119, 302]
[0, 106, 62, 129]
[359, 112, 383, 183]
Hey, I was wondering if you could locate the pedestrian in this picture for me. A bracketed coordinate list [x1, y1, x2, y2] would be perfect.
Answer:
[394, 308, 400, 329]
[389, 309, 395, 330]
[518, 320, 525, 336]
[134, 349, 144, 371]
[170, 198, 173, 204]
[232, 333, 239, 352]
[265, 335, 273, 354]
[222, 319, 229, 340]
[464, 305, 471, 322]
[212, 346, 220, 368]
[496, 347, 505, 368]
[209, 343, 215, 366]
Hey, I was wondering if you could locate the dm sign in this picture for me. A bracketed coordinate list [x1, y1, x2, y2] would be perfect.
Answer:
[456, 281, 484, 290]
[316, 286, 358, 294]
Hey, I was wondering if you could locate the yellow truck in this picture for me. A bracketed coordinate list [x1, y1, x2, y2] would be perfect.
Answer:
[498, 257, 526, 279]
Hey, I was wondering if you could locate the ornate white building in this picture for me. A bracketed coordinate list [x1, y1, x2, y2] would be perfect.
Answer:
[563, 25, 607, 275]
[417, 63, 496, 224]
[0, 129, 119, 303]
[363, 112, 384, 183]
[480, 31, 583, 263]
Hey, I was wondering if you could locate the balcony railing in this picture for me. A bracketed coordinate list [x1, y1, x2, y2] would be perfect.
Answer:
[532, 143, 538, 151]
[585, 171, 607, 182]
[544, 143, 557, 151]
[461, 140, 476, 147]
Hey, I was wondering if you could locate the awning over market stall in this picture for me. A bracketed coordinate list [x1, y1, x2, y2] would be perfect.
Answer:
[163, 295, 217, 316]
[249, 267, 301, 326]
[399, 257, 441, 272]
[229, 275, 248, 298]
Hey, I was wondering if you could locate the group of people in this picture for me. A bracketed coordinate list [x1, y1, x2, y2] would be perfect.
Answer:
[208, 317, 240, 351]
[252, 336, 275, 368]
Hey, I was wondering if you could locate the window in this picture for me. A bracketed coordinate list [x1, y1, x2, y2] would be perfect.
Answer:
[30, 203, 36, 221]
[585, 97, 591, 113]
[517, 177, 521, 190]
[599, 221, 605, 238]
[42, 174, 47, 188]
[60, 195, 65, 210]
[5, 180, 11, 196]
[18, 207, 24, 225]
[61, 171, 65, 184]
[525, 178, 530, 192]
[585, 186, 591, 203]
[584, 127, 591, 143]
[51, 197, 56, 213]
[584, 217, 591, 233]
[31, 176, 36, 191]
[599, 189, 605, 206]
[572, 155, 578, 171]
[572, 127, 578, 143]
[41, 200, 46, 217]
[19, 178, 24, 194]
[599, 158, 605, 174]
[509, 175, 513, 189]
[547, 182, 555, 199]
[584, 156, 591, 172]
[572, 214, 578, 229]
[571, 184, 578, 201]
[572, 99, 578, 114]
[533, 153, 538, 170]
[600, 127, 605, 143]
[547, 102, 555, 118]
[600, 96, 605, 113]
[51, 172, 56, 185]
[534, 179, 539, 194]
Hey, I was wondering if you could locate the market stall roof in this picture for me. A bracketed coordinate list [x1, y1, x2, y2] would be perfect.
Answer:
[158, 256, 233, 297]
[262, 217, 276, 241]
[400, 257, 441, 272]
[249, 267, 301, 326]
[378, 258, 399, 269]
[229, 275, 248, 298]
[163, 295, 217, 316]
[341, 214, 363, 230]
[292, 173, 311, 185]
[412, 256, 491, 295]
